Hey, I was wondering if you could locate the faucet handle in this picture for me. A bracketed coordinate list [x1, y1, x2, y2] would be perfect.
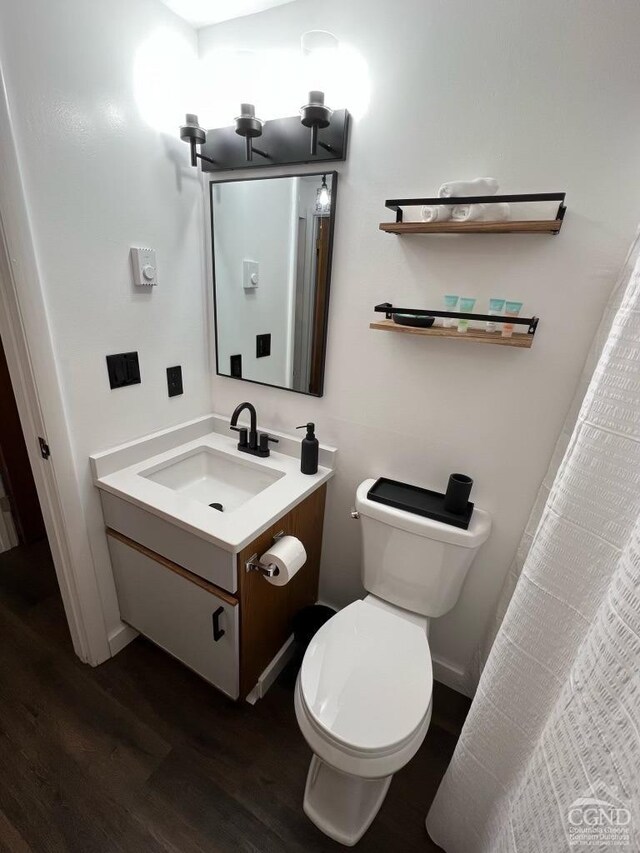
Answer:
[258, 432, 279, 453]
[230, 426, 248, 447]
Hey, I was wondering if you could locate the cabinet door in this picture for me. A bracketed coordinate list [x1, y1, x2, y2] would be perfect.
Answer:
[108, 533, 239, 699]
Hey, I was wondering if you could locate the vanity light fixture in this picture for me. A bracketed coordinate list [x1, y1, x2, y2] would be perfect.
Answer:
[179, 101, 349, 172]
[300, 90, 333, 155]
[179, 114, 215, 167]
[234, 103, 270, 162]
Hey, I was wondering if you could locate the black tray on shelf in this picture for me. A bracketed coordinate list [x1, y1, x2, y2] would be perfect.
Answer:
[367, 477, 473, 530]
[392, 313, 435, 328]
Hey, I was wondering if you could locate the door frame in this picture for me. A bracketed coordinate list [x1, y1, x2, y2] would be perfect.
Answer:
[0, 64, 110, 664]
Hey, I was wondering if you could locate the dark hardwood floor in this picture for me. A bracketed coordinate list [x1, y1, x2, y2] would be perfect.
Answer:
[0, 540, 469, 852]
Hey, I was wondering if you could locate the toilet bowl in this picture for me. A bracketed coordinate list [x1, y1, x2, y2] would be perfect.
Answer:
[295, 596, 433, 846]
[295, 478, 491, 845]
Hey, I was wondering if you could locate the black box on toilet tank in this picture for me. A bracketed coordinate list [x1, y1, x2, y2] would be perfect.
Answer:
[367, 476, 474, 530]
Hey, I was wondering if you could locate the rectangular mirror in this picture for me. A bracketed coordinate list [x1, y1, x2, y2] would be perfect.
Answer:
[210, 172, 337, 396]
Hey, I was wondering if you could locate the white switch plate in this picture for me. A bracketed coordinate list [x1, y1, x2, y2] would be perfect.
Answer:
[243, 259, 259, 289]
[131, 247, 157, 286]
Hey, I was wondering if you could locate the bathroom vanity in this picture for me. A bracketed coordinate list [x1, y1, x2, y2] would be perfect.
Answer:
[90, 414, 335, 701]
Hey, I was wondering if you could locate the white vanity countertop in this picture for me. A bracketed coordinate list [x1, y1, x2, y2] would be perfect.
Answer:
[90, 414, 336, 553]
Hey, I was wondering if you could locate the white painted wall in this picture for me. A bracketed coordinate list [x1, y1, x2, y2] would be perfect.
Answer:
[212, 177, 296, 386]
[0, 0, 212, 649]
[199, 0, 640, 692]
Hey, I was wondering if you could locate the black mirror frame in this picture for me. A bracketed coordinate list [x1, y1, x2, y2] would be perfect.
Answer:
[209, 170, 339, 398]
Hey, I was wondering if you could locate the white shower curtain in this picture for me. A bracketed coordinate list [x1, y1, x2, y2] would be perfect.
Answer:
[427, 237, 640, 852]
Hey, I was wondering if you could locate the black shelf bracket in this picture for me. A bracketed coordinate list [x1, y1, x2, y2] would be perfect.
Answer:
[374, 303, 539, 336]
[385, 192, 566, 233]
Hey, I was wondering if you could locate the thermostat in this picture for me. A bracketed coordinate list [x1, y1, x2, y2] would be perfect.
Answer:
[130, 247, 157, 286]
[243, 259, 259, 289]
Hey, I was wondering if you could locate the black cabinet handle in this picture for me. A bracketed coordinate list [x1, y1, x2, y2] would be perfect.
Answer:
[212, 606, 225, 642]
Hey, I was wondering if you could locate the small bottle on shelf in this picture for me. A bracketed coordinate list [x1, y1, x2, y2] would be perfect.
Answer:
[501, 301, 523, 338]
[457, 297, 476, 333]
[443, 294, 459, 327]
[486, 298, 505, 333]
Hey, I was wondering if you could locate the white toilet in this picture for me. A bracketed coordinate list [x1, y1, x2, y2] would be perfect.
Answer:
[295, 478, 491, 846]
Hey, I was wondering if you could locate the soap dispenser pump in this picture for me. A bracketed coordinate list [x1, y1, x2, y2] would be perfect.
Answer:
[296, 423, 319, 474]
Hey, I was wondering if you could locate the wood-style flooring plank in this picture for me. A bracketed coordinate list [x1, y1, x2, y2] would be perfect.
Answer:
[0, 541, 466, 852]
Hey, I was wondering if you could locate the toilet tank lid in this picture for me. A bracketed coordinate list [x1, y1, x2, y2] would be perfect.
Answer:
[356, 479, 491, 548]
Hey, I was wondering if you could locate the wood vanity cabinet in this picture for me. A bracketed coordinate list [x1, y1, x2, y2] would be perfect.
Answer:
[106, 484, 326, 702]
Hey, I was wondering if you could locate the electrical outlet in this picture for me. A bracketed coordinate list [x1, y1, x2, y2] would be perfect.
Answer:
[166, 365, 183, 397]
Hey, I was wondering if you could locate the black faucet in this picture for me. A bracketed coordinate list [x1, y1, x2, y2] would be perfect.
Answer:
[229, 402, 279, 458]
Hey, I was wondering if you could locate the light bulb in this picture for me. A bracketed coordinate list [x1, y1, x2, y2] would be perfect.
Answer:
[318, 184, 330, 206]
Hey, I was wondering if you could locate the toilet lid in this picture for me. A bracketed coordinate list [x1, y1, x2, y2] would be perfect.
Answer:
[300, 600, 433, 752]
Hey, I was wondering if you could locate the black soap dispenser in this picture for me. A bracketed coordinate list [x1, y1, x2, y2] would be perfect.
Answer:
[296, 423, 319, 474]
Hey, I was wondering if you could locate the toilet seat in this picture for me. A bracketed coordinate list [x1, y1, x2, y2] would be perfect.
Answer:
[299, 599, 433, 756]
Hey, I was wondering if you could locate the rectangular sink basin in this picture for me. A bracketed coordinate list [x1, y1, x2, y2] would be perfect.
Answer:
[139, 446, 284, 513]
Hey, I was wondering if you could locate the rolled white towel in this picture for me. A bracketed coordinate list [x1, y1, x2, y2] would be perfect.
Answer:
[451, 202, 511, 222]
[421, 204, 452, 223]
[438, 177, 499, 198]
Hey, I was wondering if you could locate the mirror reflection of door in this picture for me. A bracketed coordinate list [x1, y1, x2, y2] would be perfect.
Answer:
[293, 212, 331, 395]
[210, 173, 337, 397]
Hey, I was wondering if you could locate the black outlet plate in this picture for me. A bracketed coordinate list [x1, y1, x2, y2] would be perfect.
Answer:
[106, 352, 140, 389]
[256, 333, 271, 358]
[230, 354, 242, 378]
[166, 365, 183, 397]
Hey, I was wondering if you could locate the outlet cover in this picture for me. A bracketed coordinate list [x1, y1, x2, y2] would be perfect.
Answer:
[166, 365, 183, 397]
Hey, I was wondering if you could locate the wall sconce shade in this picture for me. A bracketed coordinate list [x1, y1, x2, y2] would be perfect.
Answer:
[179, 114, 215, 166]
[300, 90, 333, 155]
[234, 103, 270, 162]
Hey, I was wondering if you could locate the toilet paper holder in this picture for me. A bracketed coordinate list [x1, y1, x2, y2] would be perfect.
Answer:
[245, 530, 285, 576]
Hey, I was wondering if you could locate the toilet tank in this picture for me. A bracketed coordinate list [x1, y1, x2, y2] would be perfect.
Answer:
[355, 479, 491, 617]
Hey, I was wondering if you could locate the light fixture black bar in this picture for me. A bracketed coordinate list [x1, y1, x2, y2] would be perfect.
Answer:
[374, 303, 539, 335]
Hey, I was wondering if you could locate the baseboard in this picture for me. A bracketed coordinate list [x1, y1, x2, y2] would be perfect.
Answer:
[107, 622, 139, 658]
[431, 653, 473, 698]
[245, 634, 296, 705]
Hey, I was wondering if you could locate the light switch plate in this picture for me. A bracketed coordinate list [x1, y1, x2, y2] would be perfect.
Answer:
[131, 247, 157, 286]
[106, 352, 141, 389]
[243, 259, 259, 289]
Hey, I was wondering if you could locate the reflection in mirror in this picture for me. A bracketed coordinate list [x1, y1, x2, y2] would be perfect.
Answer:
[210, 172, 337, 396]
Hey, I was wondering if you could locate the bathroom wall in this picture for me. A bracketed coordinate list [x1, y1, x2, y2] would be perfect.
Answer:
[212, 178, 296, 386]
[199, 0, 640, 692]
[0, 0, 212, 650]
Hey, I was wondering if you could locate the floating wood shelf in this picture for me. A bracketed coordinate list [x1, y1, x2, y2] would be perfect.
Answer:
[370, 319, 534, 348]
[380, 192, 566, 236]
[379, 219, 563, 235]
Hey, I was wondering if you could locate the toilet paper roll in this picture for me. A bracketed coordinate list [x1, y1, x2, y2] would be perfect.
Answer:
[259, 535, 307, 586]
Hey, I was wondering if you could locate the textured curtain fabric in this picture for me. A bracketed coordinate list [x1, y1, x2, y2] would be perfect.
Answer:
[476, 233, 640, 674]
[427, 239, 640, 852]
